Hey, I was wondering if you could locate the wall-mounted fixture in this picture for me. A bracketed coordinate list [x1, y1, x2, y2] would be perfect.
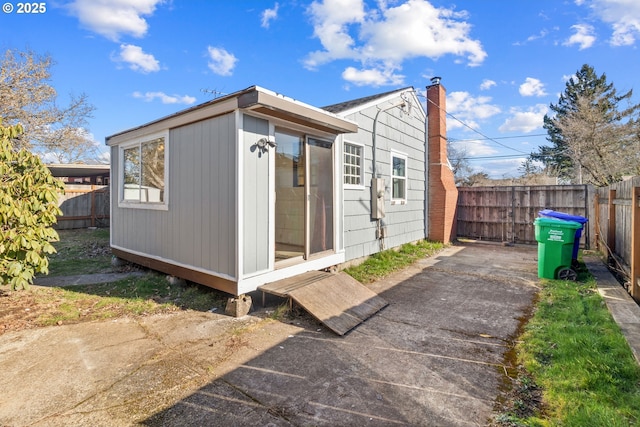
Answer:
[253, 136, 277, 154]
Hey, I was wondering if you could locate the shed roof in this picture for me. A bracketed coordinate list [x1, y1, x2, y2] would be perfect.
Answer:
[106, 86, 358, 146]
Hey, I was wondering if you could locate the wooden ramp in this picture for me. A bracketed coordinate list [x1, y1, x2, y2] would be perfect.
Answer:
[259, 271, 388, 336]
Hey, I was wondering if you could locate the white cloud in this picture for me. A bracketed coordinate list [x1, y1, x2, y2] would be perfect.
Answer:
[451, 139, 498, 157]
[563, 24, 596, 49]
[206, 46, 238, 76]
[583, 0, 640, 46]
[305, 0, 486, 86]
[519, 77, 547, 97]
[116, 44, 160, 73]
[342, 66, 404, 86]
[133, 91, 197, 104]
[66, 0, 163, 41]
[498, 104, 548, 133]
[261, 3, 279, 28]
[446, 91, 501, 130]
[479, 79, 496, 90]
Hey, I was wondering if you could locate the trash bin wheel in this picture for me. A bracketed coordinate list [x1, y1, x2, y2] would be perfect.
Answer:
[557, 267, 577, 281]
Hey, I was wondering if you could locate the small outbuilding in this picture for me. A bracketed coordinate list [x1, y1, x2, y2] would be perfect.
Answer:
[106, 82, 456, 297]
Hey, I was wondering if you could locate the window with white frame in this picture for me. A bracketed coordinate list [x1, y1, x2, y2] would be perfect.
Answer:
[391, 152, 407, 203]
[120, 131, 167, 208]
[343, 142, 364, 187]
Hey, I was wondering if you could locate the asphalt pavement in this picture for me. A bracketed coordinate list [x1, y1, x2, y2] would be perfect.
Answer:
[0, 242, 567, 426]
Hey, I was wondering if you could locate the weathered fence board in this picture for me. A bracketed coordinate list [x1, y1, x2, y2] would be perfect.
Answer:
[595, 176, 640, 301]
[457, 185, 591, 245]
[55, 185, 110, 230]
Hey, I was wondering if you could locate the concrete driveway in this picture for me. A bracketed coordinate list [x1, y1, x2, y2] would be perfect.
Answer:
[0, 242, 539, 426]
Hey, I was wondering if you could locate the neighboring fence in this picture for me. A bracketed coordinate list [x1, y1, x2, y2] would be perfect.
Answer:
[594, 177, 640, 302]
[456, 185, 591, 246]
[55, 184, 110, 230]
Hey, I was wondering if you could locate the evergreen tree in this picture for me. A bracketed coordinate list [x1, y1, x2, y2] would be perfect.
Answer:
[530, 64, 640, 184]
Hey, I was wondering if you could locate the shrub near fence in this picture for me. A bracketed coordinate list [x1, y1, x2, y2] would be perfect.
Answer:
[55, 185, 110, 230]
[594, 176, 640, 302]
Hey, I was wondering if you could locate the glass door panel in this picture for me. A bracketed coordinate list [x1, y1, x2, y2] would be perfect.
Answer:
[274, 131, 305, 261]
[307, 138, 334, 256]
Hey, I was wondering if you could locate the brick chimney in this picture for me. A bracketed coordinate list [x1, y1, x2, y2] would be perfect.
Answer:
[427, 77, 458, 243]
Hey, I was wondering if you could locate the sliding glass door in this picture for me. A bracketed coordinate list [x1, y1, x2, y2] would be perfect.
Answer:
[274, 131, 334, 263]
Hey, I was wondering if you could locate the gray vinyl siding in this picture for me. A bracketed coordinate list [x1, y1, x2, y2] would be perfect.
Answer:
[342, 95, 427, 261]
[242, 115, 270, 275]
[111, 113, 237, 278]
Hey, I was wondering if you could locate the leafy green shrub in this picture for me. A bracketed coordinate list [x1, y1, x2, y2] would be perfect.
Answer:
[0, 120, 64, 289]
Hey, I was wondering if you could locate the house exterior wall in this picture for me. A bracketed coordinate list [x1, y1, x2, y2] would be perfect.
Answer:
[241, 115, 270, 276]
[110, 113, 238, 281]
[340, 92, 427, 262]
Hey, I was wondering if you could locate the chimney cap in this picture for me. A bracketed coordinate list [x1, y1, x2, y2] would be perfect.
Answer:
[430, 76, 442, 85]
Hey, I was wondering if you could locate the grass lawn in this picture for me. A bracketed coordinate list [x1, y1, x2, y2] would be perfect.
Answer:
[1, 228, 229, 332]
[494, 261, 640, 426]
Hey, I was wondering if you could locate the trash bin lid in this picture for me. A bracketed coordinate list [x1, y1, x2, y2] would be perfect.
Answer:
[539, 209, 588, 224]
[534, 217, 582, 229]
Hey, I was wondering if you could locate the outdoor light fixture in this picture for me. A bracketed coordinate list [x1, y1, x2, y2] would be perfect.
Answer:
[254, 136, 277, 154]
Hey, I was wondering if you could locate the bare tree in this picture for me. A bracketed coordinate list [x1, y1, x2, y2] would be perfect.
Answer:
[555, 89, 640, 186]
[447, 140, 473, 186]
[0, 49, 99, 163]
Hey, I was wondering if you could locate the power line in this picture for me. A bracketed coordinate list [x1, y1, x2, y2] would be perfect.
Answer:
[461, 153, 555, 161]
[448, 133, 548, 142]
[422, 93, 532, 155]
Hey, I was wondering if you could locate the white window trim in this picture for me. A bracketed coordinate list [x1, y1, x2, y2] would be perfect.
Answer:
[343, 140, 365, 190]
[390, 150, 407, 205]
[118, 130, 169, 211]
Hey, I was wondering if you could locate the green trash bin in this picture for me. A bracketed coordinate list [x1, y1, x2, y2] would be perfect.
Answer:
[534, 217, 582, 280]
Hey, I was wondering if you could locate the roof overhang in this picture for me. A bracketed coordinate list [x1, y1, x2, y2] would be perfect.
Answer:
[238, 88, 358, 135]
[46, 164, 110, 178]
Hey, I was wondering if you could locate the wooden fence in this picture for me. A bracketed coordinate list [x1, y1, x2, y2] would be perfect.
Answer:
[55, 184, 110, 230]
[594, 177, 640, 302]
[456, 185, 591, 246]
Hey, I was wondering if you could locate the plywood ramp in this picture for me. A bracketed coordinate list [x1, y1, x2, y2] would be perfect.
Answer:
[259, 271, 388, 336]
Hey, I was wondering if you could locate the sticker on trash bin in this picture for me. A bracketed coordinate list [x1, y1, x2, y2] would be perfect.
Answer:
[548, 229, 565, 241]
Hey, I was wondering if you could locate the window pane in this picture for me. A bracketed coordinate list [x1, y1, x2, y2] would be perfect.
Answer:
[344, 143, 362, 186]
[123, 147, 140, 200]
[393, 156, 406, 177]
[141, 138, 165, 202]
[393, 177, 405, 200]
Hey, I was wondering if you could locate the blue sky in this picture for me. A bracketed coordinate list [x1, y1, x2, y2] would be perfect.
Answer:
[2, 0, 640, 178]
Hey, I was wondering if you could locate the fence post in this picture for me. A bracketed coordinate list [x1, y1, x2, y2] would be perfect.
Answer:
[631, 186, 640, 302]
[594, 193, 600, 252]
[608, 189, 616, 261]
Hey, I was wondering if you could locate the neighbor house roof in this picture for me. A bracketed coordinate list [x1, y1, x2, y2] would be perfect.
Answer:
[46, 164, 110, 178]
[322, 87, 415, 115]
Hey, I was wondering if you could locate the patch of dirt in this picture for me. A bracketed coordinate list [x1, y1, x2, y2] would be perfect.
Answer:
[490, 368, 546, 426]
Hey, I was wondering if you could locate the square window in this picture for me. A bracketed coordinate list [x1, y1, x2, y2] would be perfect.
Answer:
[120, 132, 168, 209]
[344, 142, 364, 188]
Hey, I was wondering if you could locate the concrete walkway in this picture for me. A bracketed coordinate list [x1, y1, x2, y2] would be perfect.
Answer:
[2, 243, 638, 426]
[1, 242, 540, 426]
[33, 271, 146, 287]
[584, 255, 640, 364]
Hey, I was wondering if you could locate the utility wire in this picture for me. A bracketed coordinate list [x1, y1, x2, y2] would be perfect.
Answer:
[449, 133, 548, 142]
[422, 93, 533, 155]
